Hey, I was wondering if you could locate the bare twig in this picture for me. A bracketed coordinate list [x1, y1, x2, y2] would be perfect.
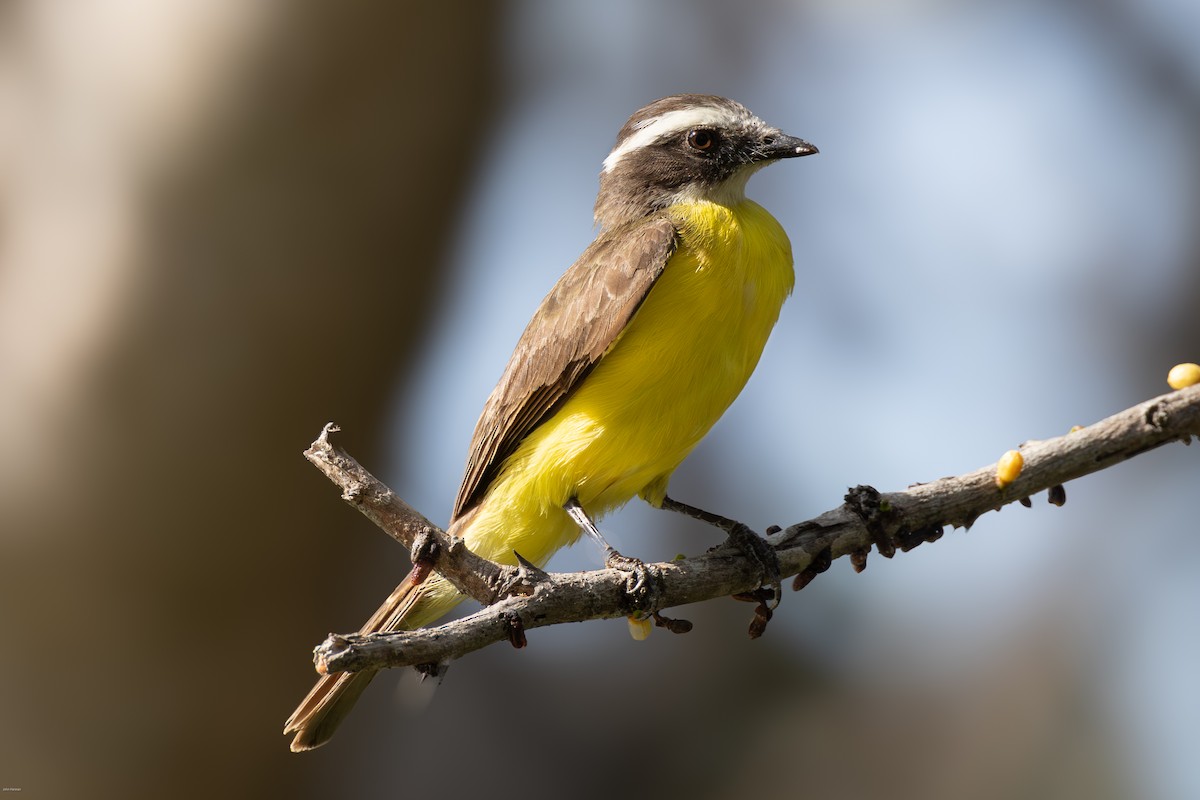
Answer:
[305, 385, 1200, 675]
[304, 424, 525, 606]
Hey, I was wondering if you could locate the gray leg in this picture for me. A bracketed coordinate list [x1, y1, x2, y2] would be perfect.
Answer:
[660, 495, 782, 606]
[564, 496, 648, 592]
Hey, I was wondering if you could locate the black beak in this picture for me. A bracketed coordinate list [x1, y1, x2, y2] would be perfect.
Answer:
[756, 131, 818, 161]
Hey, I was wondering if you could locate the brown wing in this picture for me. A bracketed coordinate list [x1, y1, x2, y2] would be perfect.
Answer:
[450, 213, 679, 520]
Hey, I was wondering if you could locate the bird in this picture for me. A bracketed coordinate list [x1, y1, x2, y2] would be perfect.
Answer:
[285, 94, 817, 751]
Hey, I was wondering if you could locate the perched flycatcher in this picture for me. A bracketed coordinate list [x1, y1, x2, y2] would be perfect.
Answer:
[286, 94, 817, 751]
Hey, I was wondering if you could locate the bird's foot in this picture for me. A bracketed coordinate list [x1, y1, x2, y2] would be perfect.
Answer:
[661, 495, 781, 607]
[603, 547, 650, 595]
[723, 522, 782, 609]
[564, 496, 655, 600]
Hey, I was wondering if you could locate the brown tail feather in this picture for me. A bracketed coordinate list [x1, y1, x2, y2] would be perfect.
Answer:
[284, 566, 425, 752]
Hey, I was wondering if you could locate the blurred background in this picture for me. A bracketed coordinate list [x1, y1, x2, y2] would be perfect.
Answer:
[1, 0, 1198, 797]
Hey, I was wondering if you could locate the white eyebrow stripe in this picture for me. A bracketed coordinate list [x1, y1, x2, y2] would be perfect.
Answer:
[601, 106, 748, 173]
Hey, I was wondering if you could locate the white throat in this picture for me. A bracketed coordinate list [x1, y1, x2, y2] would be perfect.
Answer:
[665, 163, 763, 208]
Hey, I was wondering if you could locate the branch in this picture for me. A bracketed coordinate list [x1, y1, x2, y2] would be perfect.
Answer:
[304, 385, 1200, 675]
[304, 425, 530, 606]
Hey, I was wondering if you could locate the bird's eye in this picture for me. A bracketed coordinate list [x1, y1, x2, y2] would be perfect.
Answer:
[687, 129, 716, 152]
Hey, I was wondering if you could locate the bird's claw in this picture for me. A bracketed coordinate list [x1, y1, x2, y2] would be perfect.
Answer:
[725, 523, 782, 609]
[605, 548, 650, 595]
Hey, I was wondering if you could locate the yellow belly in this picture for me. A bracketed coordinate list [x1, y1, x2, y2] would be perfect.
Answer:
[461, 198, 794, 567]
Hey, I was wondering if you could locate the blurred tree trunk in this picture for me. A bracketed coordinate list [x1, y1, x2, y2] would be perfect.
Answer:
[0, 4, 499, 797]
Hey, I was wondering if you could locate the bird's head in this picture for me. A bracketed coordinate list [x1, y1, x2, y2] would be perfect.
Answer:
[594, 94, 816, 229]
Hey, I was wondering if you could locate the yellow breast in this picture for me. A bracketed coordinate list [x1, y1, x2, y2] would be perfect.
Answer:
[519, 200, 789, 501]
[458, 199, 793, 569]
